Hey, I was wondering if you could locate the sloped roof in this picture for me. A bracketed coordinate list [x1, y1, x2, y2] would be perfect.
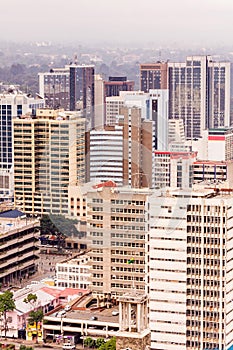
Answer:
[0, 209, 25, 218]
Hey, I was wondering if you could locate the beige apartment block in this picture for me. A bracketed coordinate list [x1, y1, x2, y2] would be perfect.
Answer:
[13, 109, 86, 215]
[85, 184, 152, 297]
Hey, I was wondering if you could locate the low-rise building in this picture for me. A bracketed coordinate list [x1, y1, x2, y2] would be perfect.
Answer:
[193, 159, 233, 185]
[56, 254, 91, 289]
[154, 150, 197, 189]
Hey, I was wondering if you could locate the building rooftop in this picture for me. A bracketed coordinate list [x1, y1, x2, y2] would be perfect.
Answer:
[0, 209, 25, 218]
[0, 216, 39, 235]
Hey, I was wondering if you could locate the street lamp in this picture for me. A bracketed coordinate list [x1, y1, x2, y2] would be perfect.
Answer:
[60, 315, 64, 338]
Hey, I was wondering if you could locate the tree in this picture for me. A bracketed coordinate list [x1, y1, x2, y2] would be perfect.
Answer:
[95, 338, 105, 348]
[20, 346, 34, 350]
[27, 310, 43, 343]
[98, 337, 116, 350]
[0, 291, 16, 338]
[23, 293, 37, 305]
[84, 337, 95, 348]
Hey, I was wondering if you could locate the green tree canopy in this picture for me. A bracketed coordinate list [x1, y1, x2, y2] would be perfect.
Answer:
[27, 309, 43, 343]
[0, 291, 16, 337]
[28, 309, 43, 326]
[95, 338, 105, 348]
[98, 337, 116, 350]
[23, 293, 37, 305]
[84, 337, 95, 348]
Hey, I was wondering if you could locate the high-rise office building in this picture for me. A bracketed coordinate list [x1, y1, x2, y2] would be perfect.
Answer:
[39, 64, 95, 126]
[105, 90, 169, 151]
[119, 107, 155, 188]
[0, 88, 44, 199]
[105, 91, 149, 126]
[86, 184, 151, 297]
[148, 89, 169, 150]
[13, 109, 86, 215]
[104, 76, 135, 100]
[103, 76, 134, 124]
[90, 125, 124, 185]
[168, 55, 230, 139]
[38, 67, 69, 110]
[140, 62, 168, 92]
[94, 74, 104, 128]
[87, 106, 155, 189]
[148, 185, 233, 350]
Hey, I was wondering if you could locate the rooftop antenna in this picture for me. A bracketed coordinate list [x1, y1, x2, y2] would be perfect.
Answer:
[158, 50, 161, 62]
[74, 54, 78, 65]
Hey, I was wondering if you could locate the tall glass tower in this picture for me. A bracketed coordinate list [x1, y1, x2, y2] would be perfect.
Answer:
[168, 56, 230, 140]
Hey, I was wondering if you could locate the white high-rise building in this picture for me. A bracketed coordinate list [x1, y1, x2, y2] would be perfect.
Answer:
[90, 125, 124, 185]
[148, 185, 233, 350]
[106, 90, 169, 151]
[94, 74, 104, 128]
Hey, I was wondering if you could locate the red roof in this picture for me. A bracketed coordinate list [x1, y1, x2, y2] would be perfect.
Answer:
[41, 287, 62, 298]
[92, 180, 117, 189]
[41, 287, 90, 298]
[59, 288, 90, 297]
[208, 136, 225, 141]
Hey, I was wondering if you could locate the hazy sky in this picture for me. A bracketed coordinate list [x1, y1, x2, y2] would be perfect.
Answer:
[0, 0, 233, 47]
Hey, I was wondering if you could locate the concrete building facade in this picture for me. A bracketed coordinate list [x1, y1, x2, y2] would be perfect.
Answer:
[119, 107, 155, 189]
[86, 185, 151, 297]
[154, 150, 197, 189]
[140, 62, 168, 92]
[0, 210, 39, 286]
[90, 125, 124, 185]
[148, 185, 233, 350]
[13, 109, 86, 215]
[168, 56, 230, 140]
[39, 64, 94, 127]
[207, 127, 233, 161]
[0, 88, 44, 199]
[56, 254, 91, 289]
[103, 76, 135, 125]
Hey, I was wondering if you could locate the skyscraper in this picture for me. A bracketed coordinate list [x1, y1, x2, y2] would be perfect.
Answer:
[168, 55, 230, 139]
[148, 185, 233, 350]
[103, 76, 134, 124]
[140, 62, 168, 92]
[0, 87, 44, 199]
[119, 106, 155, 188]
[39, 64, 95, 126]
[105, 89, 169, 151]
[13, 109, 86, 215]
[86, 184, 151, 296]
[89, 125, 124, 185]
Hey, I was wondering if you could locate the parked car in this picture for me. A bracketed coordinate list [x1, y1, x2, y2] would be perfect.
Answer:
[62, 344, 75, 350]
[57, 310, 66, 317]
[64, 304, 71, 312]
[112, 310, 119, 316]
[90, 316, 98, 320]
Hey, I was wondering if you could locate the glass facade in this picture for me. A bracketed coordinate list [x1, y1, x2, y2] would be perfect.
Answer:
[168, 56, 230, 139]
